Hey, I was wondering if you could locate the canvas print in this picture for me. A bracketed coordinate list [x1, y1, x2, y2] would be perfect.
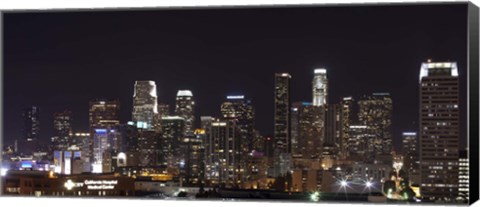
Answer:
[1, 2, 477, 205]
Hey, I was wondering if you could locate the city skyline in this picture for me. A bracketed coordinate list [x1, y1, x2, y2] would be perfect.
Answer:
[4, 4, 468, 151]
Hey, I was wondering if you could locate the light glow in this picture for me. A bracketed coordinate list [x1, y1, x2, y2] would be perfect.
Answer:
[177, 90, 193, 97]
[420, 61, 458, 82]
[1, 168, 7, 176]
[365, 181, 372, 188]
[227, 95, 244, 99]
[310, 192, 320, 201]
[314, 68, 327, 74]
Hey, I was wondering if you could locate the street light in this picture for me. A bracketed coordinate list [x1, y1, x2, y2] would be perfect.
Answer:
[365, 181, 372, 188]
[340, 180, 348, 187]
[310, 192, 320, 202]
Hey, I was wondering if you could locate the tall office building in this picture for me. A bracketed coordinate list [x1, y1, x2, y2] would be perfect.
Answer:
[159, 116, 185, 167]
[20, 106, 40, 154]
[274, 73, 291, 177]
[51, 110, 73, 151]
[175, 90, 195, 136]
[402, 132, 420, 184]
[274, 73, 291, 154]
[89, 99, 121, 130]
[122, 122, 140, 167]
[296, 102, 325, 159]
[69, 132, 92, 172]
[220, 95, 255, 154]
[184, 129, 205, 186]
[132, 81, 159, 129]
[204, 118, 242, 188]
[89, 99, 121, 173]
[323, 103, 341, 167]
[325, 104, 341, 147]
[347, 125, 374, 162]
[92, 129, 116, 173]
[22, 106, 40, 141]
[419, 61, 460, 201]
[136, 130, 160, 167]
[312, 68, 328, 106]
[290, 102, 302, 157]
[358, 93, 393, 156]
[340, 97, 355, 160]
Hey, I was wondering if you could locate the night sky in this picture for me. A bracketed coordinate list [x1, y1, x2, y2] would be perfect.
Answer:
[3, 3, 468, 151]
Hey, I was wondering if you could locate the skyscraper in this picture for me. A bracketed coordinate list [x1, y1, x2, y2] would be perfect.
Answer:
[323, 103, 341, 168]
[159, 116, 185, 168]
[402, 132, 420, 185]
[358, 93, 393, 157]
[419, 61, 460, 201]
[221, 95, 255, 154]
[175, 90, 195, 136]
[89, 99, 121, 131]
[312, 68, 328, 106]
[347, 125, 374, 162]
[296, 102, 325, 159]
[22, 106, 40, 141]
[132, 81, 159, 129]
[20, 106, 40, 154]
[274, 73, 291, 177]
[204, 118, 242, 187]
[52, 110, 73, 151]
[290, 102, 302, 157]
[339, 97, 355, 160]
[89, 99, 121, 173]
[274, 73, 291, 154]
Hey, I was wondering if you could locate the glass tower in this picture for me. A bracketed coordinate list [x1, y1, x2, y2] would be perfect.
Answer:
[175, 90, 195, 136]
[312, 68, 328, 106]
[132, 80, 159, 129]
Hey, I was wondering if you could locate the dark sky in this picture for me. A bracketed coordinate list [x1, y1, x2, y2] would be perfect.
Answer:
[3, 3, 468, 151]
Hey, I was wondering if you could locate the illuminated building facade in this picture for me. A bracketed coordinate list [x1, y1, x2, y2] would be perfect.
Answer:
[402, 132, 420, 184]
[358, 93, 393, 157]
[175, 90, 195, 136]
[324, 103, 341, 157]
[347, 125, 374, 162]
[92, 129, 112, 173]
[52, 110, 73, 151]
[340, 97, 355, 160]
[3, 170, 135, 197]
[20, 106, 41, 155]
[419, 61, 459, 201]
[274, 73, 291, 154]
[158, 103, 170, 118]
[53, 150, 83, 175]
[221, 95, 255, 154]
[312, 68, 328, 106]
[89, 99, 120, 130]
[69, 132, 92, 172]
[297, 102, 325, 159]
[132, 81, 159, 130]
[183, 129, 205, 186]
[121, 123, 140, 167]
[204, 119, 242, 188]
[458, 149, 469, 202]
[159, 116, 185, 168]
[136, 130, 160, 167]
[290, 102, 302, 157]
